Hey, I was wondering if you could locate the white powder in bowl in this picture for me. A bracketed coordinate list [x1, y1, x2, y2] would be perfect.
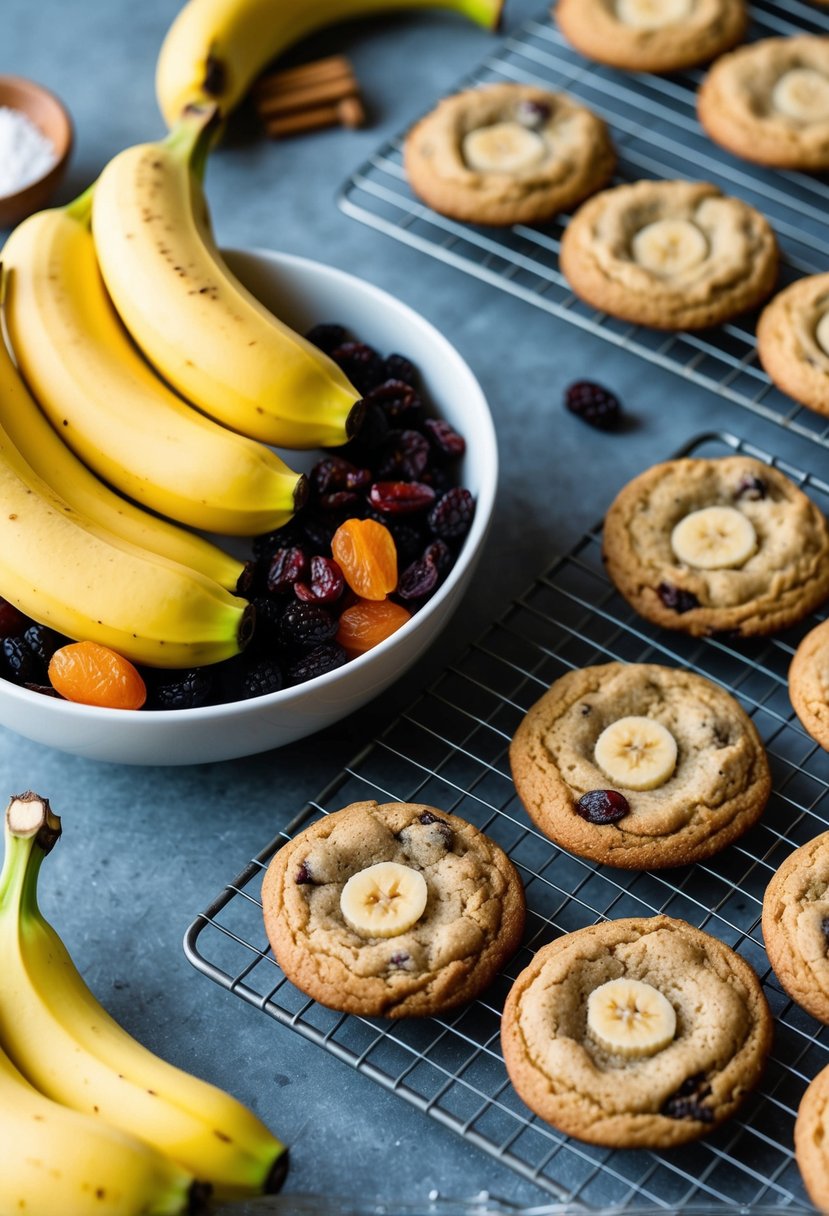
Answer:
[0, 105, 58, 197]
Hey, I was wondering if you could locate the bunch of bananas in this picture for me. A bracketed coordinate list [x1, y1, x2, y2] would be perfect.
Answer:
[0, 792, 288, 1215]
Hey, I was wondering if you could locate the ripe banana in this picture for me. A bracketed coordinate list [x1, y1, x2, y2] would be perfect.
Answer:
[340, 861, 428, 937]
[92, 108, 363, 449]
[671, 505, 757, 570]
[0, 793, 288, 1201]
[772, 68, 829, 123]
[615, 0, 692, 29]
[463, 123, 546, 173]
[594, 716, 678, 791]
[587, 977, 677, 1058]
[156, 0, 503, 127]
[2, 195, 306, 537]
[632, 219, 709, 276]
[0, 284, 244, 593]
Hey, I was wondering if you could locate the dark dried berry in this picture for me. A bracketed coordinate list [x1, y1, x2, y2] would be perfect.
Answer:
[565, 381, 622, 430]
[423, 417, 466, 461]
[267, 546, 308, 595]
[378, 429, 430, 481]
[318, 490, 364, 513]
[305, 323, 348, 354]
[517, 98, 551, 128]
[384, 353, 417, 385]
[365, 379, 421, 422]
[330, 341, 385, 394]
[296, 861, 314, 884]
[662, 1075, 713, 1123]
[279, 601, 339, 649]
[735, 475, 766, 501]
[252, 521, 304, 560]
[0, 598, 28, 638]
[384, 521, 428, 568]
[658, 582, 700, 614]
[239, 658, 284, 699]
[294, 556, 345, 605]
[581, 704, 592, 716]
[310, 456, 371, 497]
[397, 554, 439, 602]
[389, 951, 410, 967]
[151, 668, 214, 710]
[1, 636, 40, 684]
[424, 538, 453, 577]
[419, 811, 440, 825]
[287, 642, 348, 684]
[23, 624, 65, 667]
[428, 487, 475, 540]
[575, 790, 630, 825]
[300, 513, 338, 551]
[369, 480, 436, 515]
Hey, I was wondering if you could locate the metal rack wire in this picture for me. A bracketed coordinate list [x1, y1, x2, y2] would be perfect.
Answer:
[186, 431, 829, 1210]
[338, 0, 829, 452]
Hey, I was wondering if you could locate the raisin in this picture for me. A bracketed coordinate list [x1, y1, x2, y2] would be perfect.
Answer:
[287, 642, 348, 684]
[517, 98, 551, 128]
[378, 430, 430, 481]
[317, 491, 365, 514]
[294, 556, 345, 605]
[658, 582, 700, 614]
[735, 475, 767, 501]
[48, 642, 147, 710]
[428, 487, 474, 539]
[423, 417, 466, 461]
[369, 481, 436, 515]
[662, 1075, 713, 1123]
[296, 861, 314, 884]
[364, 379, 422, 423]
[149, 668, 214, 710]
[383, 353, 417, 385]
[252, 521, 305, 560]
[389, 951, 410, 967]
[279, 602, 339, 649]
[575, 790, 630, 825]
[397, 554, 439, 603]
[565, 381, 623, 430]
[422, 539, 453, 577]
[310, 456, 371, 497]
[2, 637, 40, 684]
[0, 598, 29, 638]
[330, 341, 385, 394]
[305, 323, 347, 354]
[267, 547, 309, 595]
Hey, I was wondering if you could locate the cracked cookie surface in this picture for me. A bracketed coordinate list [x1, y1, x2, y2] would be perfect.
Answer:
[603, 456, 829, 636]
[789, 619, 829, 751]
[403, 83, 615, 227]
[501, 916, 772, 1148]
[509, 662, 770, 869]
[757, 274, 829, 419]
[795, 1062, 829, 1211]
[556, 0, 747, 75]
[559, 180, 777, 330]
[762, 831, 829, 1023]
[698, 36, 829, 170]
[262, 800, 526, 1018]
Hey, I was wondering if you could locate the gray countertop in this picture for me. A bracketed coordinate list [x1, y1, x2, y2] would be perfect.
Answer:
[2, 1, 825, 1209]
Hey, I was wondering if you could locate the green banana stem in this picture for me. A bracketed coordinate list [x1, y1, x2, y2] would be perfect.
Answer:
[165, 103, 221, 178]
[0, 793, 60, 922]
[64, 183, 96, 226]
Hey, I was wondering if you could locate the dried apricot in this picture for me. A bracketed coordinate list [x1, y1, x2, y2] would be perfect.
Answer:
[331, 518, 397, 601]
[48, 641, 147, 710]
[336, 599, 411, 654]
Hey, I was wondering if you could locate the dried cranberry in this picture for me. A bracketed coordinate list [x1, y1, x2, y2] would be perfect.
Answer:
[384, 354, 417, 385]
[294, 556, 345, 605]
[369, 481, 436, 515]
[317, 490, 364, 513]
[517, 99, 551, 128]
[658, 582, 700, 614]
[389, 951, 410, 967]
[662, 1075, 713, 1123]
[423, 539, 453, 577]
[0, 598, 28, 638]
[267, 547, 308, 595]
[575, 790, 630, 825]
[296, 861, 314, 884]
[378, 430, 430, 481]
[279, 602, 339, 649]
[310, 456, 371, 497]
[565, 381, 622, 430]
[287, 642, 348, 684]
[428, 487, 475, 540]
[397, 554, 439, 602]
[364, 379, 421, 423]
[423, 417, 466, 461]
[1, 637, 39, 684]
[735, 476, 766, 501]
[149, 668, 214, 710]
[305, 323, 347, 354]
[330, 341, 385, 394]
[419, 811, 440, 824]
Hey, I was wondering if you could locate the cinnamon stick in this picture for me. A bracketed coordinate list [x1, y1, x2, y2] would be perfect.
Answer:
[257, 74, 358, 119]
[264, 95, 365, 138]
[255, 54, 353, 97]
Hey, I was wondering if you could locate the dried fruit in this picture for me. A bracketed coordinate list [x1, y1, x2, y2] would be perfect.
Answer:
[369, 481, 436, 516]
[310, 456, 371, 497]
[336, 598, 411, 654]
[330, 341, 385, 394]
[662, 1074, 714, 1123]
[378, 430, 430, 481]
[428, 487, 475, 540]
[150, 668, 214, 710]
[239, 658, 284, 699]
[279, 601, 339, 649]
[657, 582, 700, 614]
[48, 641, 147, 710]
[735, 475, 766, 501]
[364, 379, 422, 423]
[267, 546, 308, 595]
[575, 790, 630, 825]
[23, 624, 65, 669]
[296, 861, 313, 884]
[287, 642, 348, 684]
[423, 417, 466, 461]
[294, 556, 345, 605]
[397, 554, 439, 603]
[305, 323, 347, 354]
[565, 381, 622, 430]
[517, 99, 551, 128]
[383, 353, 417, 385]
[331, 518, 398, 600]
[2, 637, 40, 685]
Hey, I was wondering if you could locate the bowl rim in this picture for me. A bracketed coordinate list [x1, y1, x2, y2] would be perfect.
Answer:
[0, 73, 73, 202]
[0, 247, 497, 722]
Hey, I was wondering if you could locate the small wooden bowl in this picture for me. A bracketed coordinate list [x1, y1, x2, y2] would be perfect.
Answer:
[0, 76, 72, 228]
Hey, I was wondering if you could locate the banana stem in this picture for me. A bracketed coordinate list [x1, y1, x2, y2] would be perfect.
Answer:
[165, 103, 221, 179]
[0, 793, 59, 921]
[64, 183, 96, 226]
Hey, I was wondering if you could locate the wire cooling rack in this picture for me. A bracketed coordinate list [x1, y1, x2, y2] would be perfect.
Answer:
[187, 431, 829, 1210]
[339, 0, 829, 452]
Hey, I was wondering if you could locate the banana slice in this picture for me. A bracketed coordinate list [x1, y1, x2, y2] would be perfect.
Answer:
[772, 69, 829, 124]
[815, 311, 829, 357]
[340, 861, 428, 938]
[594, 716, 678, 791]
[616, 0, 692, 29]
[587, 978, 677, 1058]
[671, 505, 757, 570]
[462, 122, 547, 174]
[631, 219, 709, 276]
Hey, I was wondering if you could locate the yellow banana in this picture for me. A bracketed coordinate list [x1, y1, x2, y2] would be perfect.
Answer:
[2, 194, 306, 537]
[92, 109, 363, 449]
[0, 289, 244, 592]
[0, 395, 251, 667]
[0, 793, 288, 1201]
[156, 0, 503, 126]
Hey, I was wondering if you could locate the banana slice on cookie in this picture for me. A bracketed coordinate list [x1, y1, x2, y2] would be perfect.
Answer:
[616, 0, 692, 30]
[340, 861, 428, 938]
[816, 312, 829, 358]
[594, 716, 678, 791]
[632, 219, 709, 276]
[587, 977, 677, 1057]
[462, 123, 547, 174]
[671, 506, 757, 570]
[772, 69, 829, 124]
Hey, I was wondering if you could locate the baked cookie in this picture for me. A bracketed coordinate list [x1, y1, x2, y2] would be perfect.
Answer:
[603, 456, 829, 637]
[789, 619, 829, 750]
[261, 800, 526, 1018]
[559, 179, 777, 330]
[698, 36, 829, 170]
[762, 832, 829, 1023]
[795, 1063, 829, 1212]
[501, 916, 773, 1148]
[556, 0, 748, 76]
[509, 662, 770, 869]
[757, 274, 829, 419]
[403, 83, 615, 227]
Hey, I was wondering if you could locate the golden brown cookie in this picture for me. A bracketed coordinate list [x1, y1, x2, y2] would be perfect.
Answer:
[509, 662, 770, 869]
[403, 83, 615, 227]
[789, 619, 829, 750]
[698, 36, 829, 170]
[762, 832, 829, 1023]
[795, 1063, 829, 1211]
[501, 916, 773, 1149]
[757, 274, 829, 419]
[559, 179, 777, 330]
[556, 0, 748, 75]
[261, 800, 525, 1018]
[603, 456, 829, 637]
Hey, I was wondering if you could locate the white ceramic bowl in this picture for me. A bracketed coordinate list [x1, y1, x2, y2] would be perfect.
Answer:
[0, 250, 497, 765]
